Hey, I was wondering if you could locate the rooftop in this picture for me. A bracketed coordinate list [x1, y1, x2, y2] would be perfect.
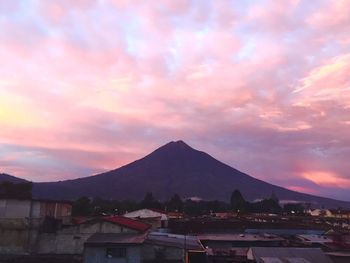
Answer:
[197, 233, 284, 242]
[104, 216, 151, 233]
[297, 234, 333, 244]
[85, 233, 146, 246]
[146, 232, 204, 250]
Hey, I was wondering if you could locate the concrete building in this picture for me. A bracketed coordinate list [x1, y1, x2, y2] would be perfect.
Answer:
[84, 233, 146, 263]
[0, 198, 72, 254]
[143, 232, 204, 262]
[329, 209, 350, 219]
[83, 231, 205, 263]
[0, 198, 72, 219]
[37, 216, 151, 255]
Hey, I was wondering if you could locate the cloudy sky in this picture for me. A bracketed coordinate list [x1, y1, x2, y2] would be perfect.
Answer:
[0, 0, 350, 201]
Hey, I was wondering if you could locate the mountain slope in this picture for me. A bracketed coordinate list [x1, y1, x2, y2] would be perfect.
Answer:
[0, 173, 29, 183]
[30, 141, 350, 208]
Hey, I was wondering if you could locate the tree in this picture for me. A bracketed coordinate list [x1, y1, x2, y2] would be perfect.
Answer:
[283, 203, 305, 215]
[140, 192, 162, 209]
[270, 192, 279, 203]
[230, 190, 246, 212]
[0, 182, 32, 199]
[72, 197, 93, 216]
[141, 192, 155, 208]
[167, 194, 184, 212]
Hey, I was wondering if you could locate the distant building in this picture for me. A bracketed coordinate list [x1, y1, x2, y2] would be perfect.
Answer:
[124, 208, 168, 228]
[329, 209, 350, 219]
[308, 209, 332, 217]
[247, 247, 334, 263]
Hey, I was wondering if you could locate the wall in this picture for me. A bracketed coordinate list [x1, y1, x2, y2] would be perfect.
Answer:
[37, 221, 137, 255]
[38, 202, 72, 218]
[142, 244, 183, 261]
[201, 239, 283, 248]
[0, 199, 31, 218]
[84, 246, 141, 263]
[0, 199, 72, 219]
[0, 218, 41, 254]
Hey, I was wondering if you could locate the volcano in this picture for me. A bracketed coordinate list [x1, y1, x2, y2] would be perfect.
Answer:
[2, 141, 349, 208]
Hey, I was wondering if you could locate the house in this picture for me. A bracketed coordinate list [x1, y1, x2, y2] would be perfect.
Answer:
[0, 198, 72, 219]
[143, 232, 205, 262]
[0, 198, 72, 254]
[308, 209, 332, 217]
[124, 208, 168, 228]
[329, 209, 350, 219]
[37, 216, 151, 255]
[167, 211, 185, 219]
[213, 212, 238, 219]
[247, 247, 334, 263]
[84, 233, 146, 263]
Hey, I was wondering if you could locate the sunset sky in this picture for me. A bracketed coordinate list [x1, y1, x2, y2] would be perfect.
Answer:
[0, 0, 350, 201]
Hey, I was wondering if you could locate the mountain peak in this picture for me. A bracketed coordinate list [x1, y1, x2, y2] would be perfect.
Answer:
[160, 140, 193, 151]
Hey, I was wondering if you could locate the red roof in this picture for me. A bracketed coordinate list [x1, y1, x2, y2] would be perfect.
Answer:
[104, 216, 151, 233]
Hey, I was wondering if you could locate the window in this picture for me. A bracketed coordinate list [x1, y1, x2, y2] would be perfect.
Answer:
[106, 247, 127, 258]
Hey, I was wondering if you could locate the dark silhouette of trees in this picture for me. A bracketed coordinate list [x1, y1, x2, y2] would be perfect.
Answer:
[140, 192, 162, 209]
[72, 197, 92, 216]
[167, 194, 184, 212]
[283, 203, 305, 215]
[230, 189, 247, 212]
[70, 191, 286, 217]
[248, 197, 282, 214]
[0, 182, 32, 199]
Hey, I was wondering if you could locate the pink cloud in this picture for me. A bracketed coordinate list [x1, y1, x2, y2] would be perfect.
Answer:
[0, 0, 350, 201]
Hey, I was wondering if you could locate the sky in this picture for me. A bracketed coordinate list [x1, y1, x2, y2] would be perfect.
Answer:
[0, 0, 350, 201]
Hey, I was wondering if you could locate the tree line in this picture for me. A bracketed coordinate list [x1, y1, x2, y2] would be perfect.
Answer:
[0, 182, 305, 216]
[72, 190, 306, 216]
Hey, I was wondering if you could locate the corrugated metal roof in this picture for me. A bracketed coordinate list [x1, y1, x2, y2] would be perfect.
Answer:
[297, 234, 332, 243]
[85, 233, 146, 246]
[197, 233, 284, 242]
[260, 257, 285, 263]
[248, 247, 333, 263]
[146, 232, 204, 250]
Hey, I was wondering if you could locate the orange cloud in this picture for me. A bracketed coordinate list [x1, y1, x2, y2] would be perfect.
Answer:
[302, 171, 350, 188]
